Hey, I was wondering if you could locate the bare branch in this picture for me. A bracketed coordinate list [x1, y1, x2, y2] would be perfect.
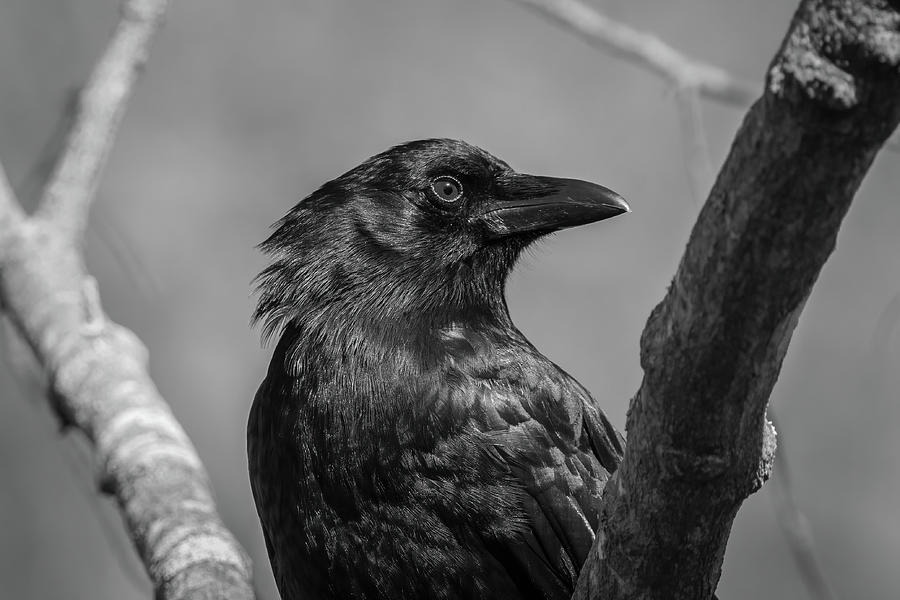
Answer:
[0, 247, 256, 599]
[12, 89, 78, 206]
[510, 0, 757, 105]
[576, 1, 900, 597]
[769, 416, 840, 600]
[0, 1, 258, 597]
[870, 291, 900, 357]
[34, 0, 168, 240]
[0, 161, 26, 238]
[674, 86, 714, 203]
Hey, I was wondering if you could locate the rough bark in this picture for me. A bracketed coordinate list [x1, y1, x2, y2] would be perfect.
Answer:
[573, 1, 900, 599]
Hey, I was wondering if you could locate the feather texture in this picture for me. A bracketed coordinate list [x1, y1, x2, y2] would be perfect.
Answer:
[248, 139, 626, 600]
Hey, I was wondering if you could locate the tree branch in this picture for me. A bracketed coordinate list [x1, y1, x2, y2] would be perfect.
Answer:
[674, 87, 714, 203]
[769, 415, 839, 600]
[33, 0, 168, 241]
[510, 0, 757, 105]
[575, 1, 900, 598]
[0, 161, 26, 236]
[0, 1, 256, 598]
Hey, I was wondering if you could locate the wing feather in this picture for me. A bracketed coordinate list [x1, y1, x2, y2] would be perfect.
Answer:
[468, 360, 623, 599]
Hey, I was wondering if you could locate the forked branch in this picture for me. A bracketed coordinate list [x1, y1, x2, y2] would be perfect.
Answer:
[511, 0, 757, 105]
[0, 1, 255, 598]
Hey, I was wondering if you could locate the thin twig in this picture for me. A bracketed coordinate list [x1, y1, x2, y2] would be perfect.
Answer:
[95, 206, 164, 299]
[674, 86, 714, 203]
[510, 0, 757, 105]
[34, 0, 168, 241]
[869, 291, 900, 357]
[769, 415, 840, 600]
[16, 90, 163, 298]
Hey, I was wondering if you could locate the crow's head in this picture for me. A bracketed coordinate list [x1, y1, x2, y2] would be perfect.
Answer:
[254, 139, 628, 341]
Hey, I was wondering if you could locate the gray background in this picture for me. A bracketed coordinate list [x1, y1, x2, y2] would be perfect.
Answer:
[1, 1, 898, 598]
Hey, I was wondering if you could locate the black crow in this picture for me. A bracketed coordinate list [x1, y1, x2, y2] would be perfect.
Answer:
[249, 139, 629, 600]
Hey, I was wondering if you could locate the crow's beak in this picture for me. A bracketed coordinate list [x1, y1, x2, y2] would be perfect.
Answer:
[475, 174, 629, 239]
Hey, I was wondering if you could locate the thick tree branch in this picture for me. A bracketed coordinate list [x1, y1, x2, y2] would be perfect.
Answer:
[510, 0, 757, 105]
[574, 1, 900, 598]
[33, 0, 167, 241]
[0, 1, 256, 598]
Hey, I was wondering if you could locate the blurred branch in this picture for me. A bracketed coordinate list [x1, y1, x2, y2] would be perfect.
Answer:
[16, 90, 162, 299]
[13, 88, 78, 208]
[95, 206, 164, 299]
[574, 0, 900, 598]
[0, 159, 26, 233]
[674, 86, 714, 203]
[510, 0, 737, 202]
[870, 291, 900, 357]
[33, 0, 167, 241]
[0, 1, 256, 598]
[510, 0, 757, 105]
[769, 415, 840, 600]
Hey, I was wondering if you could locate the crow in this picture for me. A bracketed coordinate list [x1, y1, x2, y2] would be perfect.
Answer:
[249, 139, 629, 600]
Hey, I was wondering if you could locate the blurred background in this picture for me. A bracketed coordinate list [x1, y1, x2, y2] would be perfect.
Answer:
[1, 0, 898, 598]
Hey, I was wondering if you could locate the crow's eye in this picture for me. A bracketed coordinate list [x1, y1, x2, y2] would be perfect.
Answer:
[429, 176, 463, 204]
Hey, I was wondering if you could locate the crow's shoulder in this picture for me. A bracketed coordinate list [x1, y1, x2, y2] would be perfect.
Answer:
[431, 324, 624, 596]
